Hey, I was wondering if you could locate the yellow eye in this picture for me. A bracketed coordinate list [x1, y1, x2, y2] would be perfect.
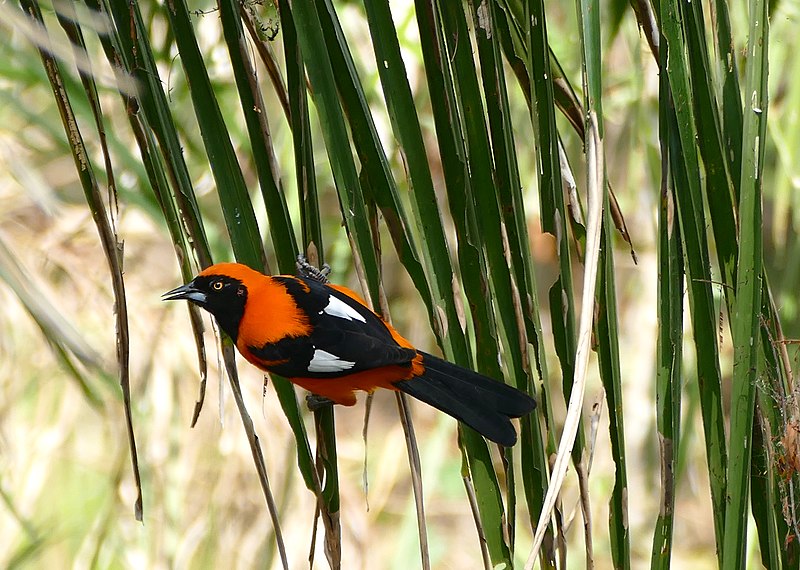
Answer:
[212, 281, 224, 291]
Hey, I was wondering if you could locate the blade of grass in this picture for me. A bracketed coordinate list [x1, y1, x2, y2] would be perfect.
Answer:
[315, 0, 434, 326]
[104, 0, 213, 269]
[526, 110, 604, 569]
[125, 113, 210, 426]
[313, 3, 433, 564]
[165, 0, 266, 271]
[145, 2, 317, 561]
[490, 7, 561, 561]
[219, 0, 297, 273]
[415, 0, 503, 381]
[495, 1, 636, 260]
[595, 220, 629, 570]
[721, 0, 768, 565]
[660, 0, 728, 556]
[289, 0, 382, 306]
[54, 1, 118, 225]
[221, 341, 289, 570]
[93, 0, 214, 414]
[525, 1, 583, 563]
[680, 0, 737, 311]
[361, 0, 468, 362]
[524, 0, 578, 563]
[277, 0, 322, 263]
[711, 0, 744, 204]
[576, 0, 630, 565]
[415, 1, 513, 565]
[18, 0, 141, 520]
[275, 5, 341, 566]
[467, 0, 555, 555]
[162, 6, 299, 552]
[527, 0, 581, 439]
[286, 2, 398, 566]
[485, 1, 551, 389]
[649, 40, 684, 569]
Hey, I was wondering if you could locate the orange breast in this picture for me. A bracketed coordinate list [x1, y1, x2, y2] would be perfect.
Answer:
[236, 278, 312, 349]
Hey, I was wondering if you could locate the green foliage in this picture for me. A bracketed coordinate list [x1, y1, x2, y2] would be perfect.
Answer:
[1, 0, 799, 568]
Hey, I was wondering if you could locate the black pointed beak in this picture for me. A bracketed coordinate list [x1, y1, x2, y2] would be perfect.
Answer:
[162, 282, 206, 304]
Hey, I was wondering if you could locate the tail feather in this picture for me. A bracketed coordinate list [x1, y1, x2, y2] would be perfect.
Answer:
[393, 352, 536, 446]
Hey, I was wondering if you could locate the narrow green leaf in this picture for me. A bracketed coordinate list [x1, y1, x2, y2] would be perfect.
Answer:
[85, 0, 213, 419]
[722, 0, 768, 565]
[19, 0, 141, 521]
[525, 0, 573, 562]
[219, 0, 297, 273]
[165, 0, 266, 271]
[650, 43, 684, 570]
[575, 0, 629, 565]
[661, 0, 728, 556]
[361, 0, 468, 361]
[315, 0, 435, 324]
[576, 0, 602, 132]
[416, 0, 502, 382]
[105, 0, 213, 268]
[468, 0, 555, 555]
[289, 0, 382, 306]
[415, 1, 512, 565]
[680, 0, 738, 309]
[712, 0, 744, 203]
[277, 5, 343, 565]
[277, 0, 323, 263]
[595, 227, 630, 570]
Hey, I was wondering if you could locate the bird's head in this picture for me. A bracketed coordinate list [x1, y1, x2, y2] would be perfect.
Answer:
[163, 263, 260, 341]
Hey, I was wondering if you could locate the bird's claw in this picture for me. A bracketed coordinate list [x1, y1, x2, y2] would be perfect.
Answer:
[296, 254, 331, 284]
[306, 393, 335, 411]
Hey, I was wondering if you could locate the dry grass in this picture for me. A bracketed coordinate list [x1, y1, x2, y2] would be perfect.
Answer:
[1, 0, 799, 568]
[0, 164, 715, 569]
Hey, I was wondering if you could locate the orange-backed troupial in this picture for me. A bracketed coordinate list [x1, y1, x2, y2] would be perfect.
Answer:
[164, 262, 536, 445]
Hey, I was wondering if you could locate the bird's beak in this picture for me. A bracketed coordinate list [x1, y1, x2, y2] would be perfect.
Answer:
[162, 282, 206, 304]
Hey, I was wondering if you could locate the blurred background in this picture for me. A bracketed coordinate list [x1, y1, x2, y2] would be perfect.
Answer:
[1, 0, 799, 568]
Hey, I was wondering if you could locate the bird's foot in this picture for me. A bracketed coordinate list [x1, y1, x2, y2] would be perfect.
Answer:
[296, 254, 331, 284]
[306, 392, 335, 411]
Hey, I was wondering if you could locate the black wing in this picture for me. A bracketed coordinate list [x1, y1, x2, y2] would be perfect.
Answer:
[248, 277, 416, 378]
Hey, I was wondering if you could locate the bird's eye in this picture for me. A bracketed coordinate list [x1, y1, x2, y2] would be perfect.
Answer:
[212, 281, 224, 291]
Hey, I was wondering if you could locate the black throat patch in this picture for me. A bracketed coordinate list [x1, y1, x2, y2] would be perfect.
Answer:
[192, 275, 248, 342]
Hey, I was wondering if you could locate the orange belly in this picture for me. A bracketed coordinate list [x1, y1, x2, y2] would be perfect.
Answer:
[290, 353, 425, 406]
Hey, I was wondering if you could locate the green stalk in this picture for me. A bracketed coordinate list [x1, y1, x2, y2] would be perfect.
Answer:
[218, 0, 297, 273]
[721, 0, 768, 565]
[575, 0, 629, 565]
[661, 0, 727, 556]
[649, 34, 684, 569]
[165, 0, 265, 271]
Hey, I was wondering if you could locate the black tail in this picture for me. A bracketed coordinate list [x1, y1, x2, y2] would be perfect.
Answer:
[393, 352, 536, 446]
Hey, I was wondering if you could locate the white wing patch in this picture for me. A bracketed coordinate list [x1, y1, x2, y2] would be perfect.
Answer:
[308, 349, 357, 373]
[322, 296, 367, 323]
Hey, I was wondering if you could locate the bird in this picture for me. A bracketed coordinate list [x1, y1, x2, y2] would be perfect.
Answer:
[163, 261, 536, 446]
